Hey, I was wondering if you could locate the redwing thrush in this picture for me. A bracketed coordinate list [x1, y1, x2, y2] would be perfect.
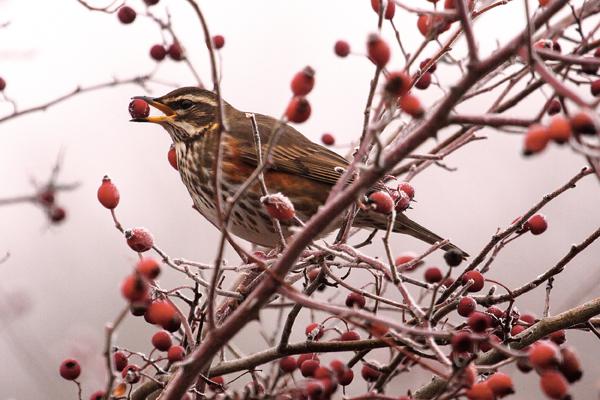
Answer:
[131, 87, 467, 256]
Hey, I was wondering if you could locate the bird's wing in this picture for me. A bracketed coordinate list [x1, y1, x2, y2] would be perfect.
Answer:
[228, 112, 350, 187]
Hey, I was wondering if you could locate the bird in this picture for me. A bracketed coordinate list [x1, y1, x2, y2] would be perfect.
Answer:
[131, 87, 467, 256]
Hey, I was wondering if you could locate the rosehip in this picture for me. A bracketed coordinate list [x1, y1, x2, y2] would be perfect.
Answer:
[321, 133, 335, 146]
[361, 363, 381, 382]
[129, 99, 150, 119]
[345, 292, 366, 309]
[59, 359, 81, 380]
[523, 124, 550, 155]
[150, 44, 167, 61]
[125, 228, 154, 252]
[136, 258, 161, 280]
[298, 353, 319, 367]
[461, 270, 484, 292]
[457, 296, 477, 317]
[340, 330, 361, 341]
[285, 96, 311, 123]
[121, 274, 149, 302]
[97, 176, 120, 209]
[424, 267, 443, 283]
[384, 71, 411, 97]
[444, 248, 463, 267]
[417, 14, 432, 37]
[334, 40, 350, 57]
[151, 330, 172, 351]
[305, 322, 323, 340]
[398, 182, 415, 199]
[146, 300, 177, 327]
[261, 193, 295, 221]
[168, 42, 184, 61]
[290, 66, 315, 96]
[540, 371, 569, 399]
[117, 6, 136, 24]
[570, 111, 597, 135]
[415, 72, 432, 90]
[529, 340, 561, 369]
[368, 191, 394, 214]
[114, 351, 128, 371]
[525, 214, 547, 235]
[300, 359, 320, 377]
[279, 356, 297, 373]
[167, 345, 185, 362]
[451, 330, 473, 353]
[167, 144, 178, 170]
[371, 0, 395, 19]
[465, 382, 494, 400]
[467, 311, 491, 333]
[339, 368, 354, 385]
[547, 115, 572, 143]
[399, 93, 424, 118]
[487, 306, 504, 320]
[367, 34, 390, 68]
[212, 35, 225, 49]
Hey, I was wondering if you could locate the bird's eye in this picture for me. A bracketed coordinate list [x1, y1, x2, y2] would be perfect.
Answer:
[180, 99, 194, 110]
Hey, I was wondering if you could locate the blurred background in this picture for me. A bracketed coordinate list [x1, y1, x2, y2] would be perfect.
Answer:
[0, 0, 599, 398]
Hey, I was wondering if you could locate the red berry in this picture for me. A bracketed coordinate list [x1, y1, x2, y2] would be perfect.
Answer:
[444, 249, 463, 267]
[590, 79, 600, 97]
[144, 0, 160, 4]
[150, 44, 167, 61]
[480, 334, 502, 352]
[146, 300, 177, 327]
[314, 366, 332, 379]
[89, 391, 106, 400]
[329, 359, 345, 375]
[136, 258, 161, 280]
[307, 268, 320, 282]
[305, 322, 323, 340]
[467, 311, 491, 333]
[511, 324, 526, 336]
[395, 190, 411, 211]
[368, 191, 394, 214]
[208, 376, 225, 391]
[370, 0, 395, 19]
[0, 77, 5, 91]
[538, 0, 550, 5]
[384, 71, 411, 97]
[547, 99, 561, 115]
[397, 182, 415, 199]
[581, 57, 599, 75]
[285, 96, 311, 123]
[279, 356, 297, 373]
[487, 306, 504, 320]
[321, 132, 335, 146]
[48, 206, 66, 223]
[168, 42, 184, 61]
[360, 363, 381, 382]
[117, 6, 136, 24]
[451, 330, 473, 353]
[261, 193, 295, 221]
[121, 274, 149, 302]
[37, 189, 55, 206]
[399, 93, 424, 118]
[97, 176, 120, 209]
[521, 313, 536, 324]
[167, 345, 185, 363]
[167, 144, 178, 170]
[547, 115, 572, 143]
[340, 330, 361, 341]
[298, 353, 319, 367]
[122, 364, 141, 384]
[570, 111, 597, 135]
[466, 382, 495, 400]
[526, 214, 548, 235]
[523, 124, 550, 155]
[151, 330, 172, 351]
[305, 380, 324, 397]
[461, 270, 484, 292]
[129, 98, 150, 119]
[367, 34, 390, 68]
[549, 329, 566, 345]
[212, 35, 225, 49]
[59, 359, 81, 380]
[540, 371, 569, 399]
[334, 40, 350, 57]
[457, 296, 477, 317]
[301, 359, 320, 377]
[529, 340, 561, 369]
[395, 253, 417, 269]
[113, 351, 128, 372]
[339, 368, 354, 386]
[415, 72, 432, 90]
[290, 66, 315, 96]
[417, 14, 432, 37]
[419, 58, 437, 73]
[424, 267, 443, 283]
[130, 300, 150, 316]
[559, 347, 583, 383]
[445, 0, 474, 9]
[345, 292, 366, 308]
[125, 227, 154, 252]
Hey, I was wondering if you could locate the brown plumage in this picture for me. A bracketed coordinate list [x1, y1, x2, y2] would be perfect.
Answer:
[131, 87, 467, 256]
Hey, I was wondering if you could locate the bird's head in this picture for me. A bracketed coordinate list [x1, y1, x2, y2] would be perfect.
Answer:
[131, 86, 219, 142]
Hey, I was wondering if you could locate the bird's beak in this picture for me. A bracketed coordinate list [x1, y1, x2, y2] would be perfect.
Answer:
[130, 96, 176, 123]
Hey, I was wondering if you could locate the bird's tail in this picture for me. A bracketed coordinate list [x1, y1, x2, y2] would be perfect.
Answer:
[356, 211, 469, 258]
